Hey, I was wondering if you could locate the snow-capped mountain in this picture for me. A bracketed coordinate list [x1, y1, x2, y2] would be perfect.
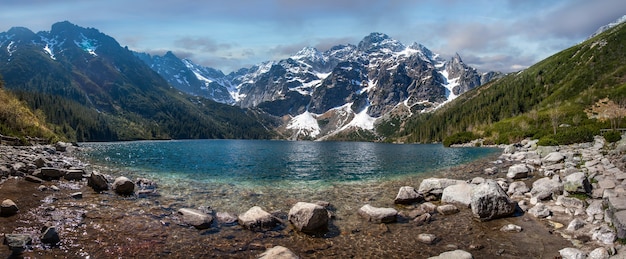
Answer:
[138, 32, 501, 140]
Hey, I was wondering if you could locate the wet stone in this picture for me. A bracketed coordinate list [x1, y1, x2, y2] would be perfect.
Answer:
[417, 233, 437, 244]
[238, 206, 279, 230]
[3, 234, 32, 254]
[88, 172, 109, 192]
[112, 176, 135, 195]
[358, 204, 398, 223]
[394, 186, 423, 204]
[40, 226, 61, 245]
[177, 208, 214, 230]
[0, 199, 18, 217]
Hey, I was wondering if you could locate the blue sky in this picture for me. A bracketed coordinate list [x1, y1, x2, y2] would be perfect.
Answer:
[1, 0, 625, 73]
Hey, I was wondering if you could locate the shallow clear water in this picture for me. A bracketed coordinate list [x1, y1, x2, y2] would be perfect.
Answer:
[80, 139, 499, 188]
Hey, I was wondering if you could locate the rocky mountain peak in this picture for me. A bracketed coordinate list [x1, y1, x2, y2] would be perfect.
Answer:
[358, 32, 405, 53]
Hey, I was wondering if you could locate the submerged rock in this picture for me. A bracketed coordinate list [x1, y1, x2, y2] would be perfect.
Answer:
[470, 180, 516, 220]
[258, 246, 299, 259]
[112, 176, 135, 195]
[88, 172, 109, 192]
[428, 250, 473, 259]
[40, 226, 61, 245]
[288, 202, 329, 233]
[238, 206, 279, 230]
[358, 204, 398, 223]
[177, 208, 214, 229]
[394, 186, 423, 204]
[3, 234, 32, 254]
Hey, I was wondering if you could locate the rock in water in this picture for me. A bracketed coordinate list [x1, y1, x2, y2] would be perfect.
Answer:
[177, 208, 214, 229]
[470, 180, 516, 221]
[394, 186, 423, 204]
[288, 202, 329, 233]
[358, 204, 398, 223]
[238, 206, 279, 230]
[112, 176, 135, 195]
[258, 246, 299, 259]
[88, 172, 109, 192]
[3, 234, 32, 254]
[40, 226, 60, 245]
[0, 199, 18, 217]
[428, 250, 473, 259]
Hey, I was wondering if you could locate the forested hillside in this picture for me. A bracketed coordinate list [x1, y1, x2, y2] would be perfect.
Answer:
[393, 22, 626, 145]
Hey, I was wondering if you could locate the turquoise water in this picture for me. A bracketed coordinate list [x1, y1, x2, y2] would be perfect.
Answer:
[80, 139, 499, 187]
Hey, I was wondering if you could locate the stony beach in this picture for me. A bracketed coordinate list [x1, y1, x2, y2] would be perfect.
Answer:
[0, 137, 625, 258]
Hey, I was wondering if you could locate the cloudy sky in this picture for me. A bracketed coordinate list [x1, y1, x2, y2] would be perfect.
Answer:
[1, 0, 624, 73]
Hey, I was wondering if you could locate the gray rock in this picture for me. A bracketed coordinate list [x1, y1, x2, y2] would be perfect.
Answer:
[442, 183, 474, 207]
[3, 234, 32, 254]
[470, 180, 516, 220]
[418, 178, 465, 197]
[54, 141, 71, 152]
[437, 204, 460, 215]
[470, 177, 485, 184]
[543, 152, 566, 164]
[420, 202, 438, 213]
[216, 212, 238, 225]
[506, 164, 529, 179]
[528, 203, 551, 218]
[394, 186, 423, 204]
[428, 250, 473, 259]
[588, 247, 609, 259]
[592, 225, 616, 245]
[556, 196, 585, 209]
[88, 172, 109, 192]
[610, 210, 626, 238]
[358, 204, 398, 223]
[0, 199, 18, 217]
[559, 247, 586, 259]
[507, 181, 530, 196]
[413, 213, 432, 226]
[500, 224, 522, 232]
[417, 233, 437, 244]
[564, 172, 592, 194]
[288, 202, 329, 233]
[258, 246, 299, 259]
[530, 177, 563, 200]
[238, 206, 279, 230]
[40, 226, 60, 245]
[586, 200, 604, 216]
[567, 218, 585, 231]
[177, 208, 214, 229]
[112, 176, 135, 195]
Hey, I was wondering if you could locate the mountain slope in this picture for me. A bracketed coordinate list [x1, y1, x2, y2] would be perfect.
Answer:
[0, 21, 273, 141]
[139, 33, 500, 141]
[0, 75, 57, 143]
[398, 21, 626, 145]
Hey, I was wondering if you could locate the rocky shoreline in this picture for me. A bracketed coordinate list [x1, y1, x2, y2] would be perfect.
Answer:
[0, 138, 624, 258]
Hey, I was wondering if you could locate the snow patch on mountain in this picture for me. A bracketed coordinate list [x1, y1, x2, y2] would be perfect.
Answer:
[6, 41, 16, 57]
[74, 33, 98, 56]
[342, 105, 376, 130]
[287, 111, 321, 138]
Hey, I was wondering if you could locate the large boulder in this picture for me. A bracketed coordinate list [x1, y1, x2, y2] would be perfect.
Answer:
[238, 206, 279, 230]
[506, 164, 529, 179]
[563, 172, 592, 194]
[258, 246, 299, 259]
[559, 248, 586, 259]
[177, 208, 214, 229]
[0, 199, 18, 217]
[358, 204, 398, 223]
[442, 183, 474, 207]
[470, 180, 516, 221]
[530, 177, 563, 200]
[288, 202, 329, 233]
[87, 172, 109, 192]
[112, 176, 135, 195]
[394, 186, 423, 204]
